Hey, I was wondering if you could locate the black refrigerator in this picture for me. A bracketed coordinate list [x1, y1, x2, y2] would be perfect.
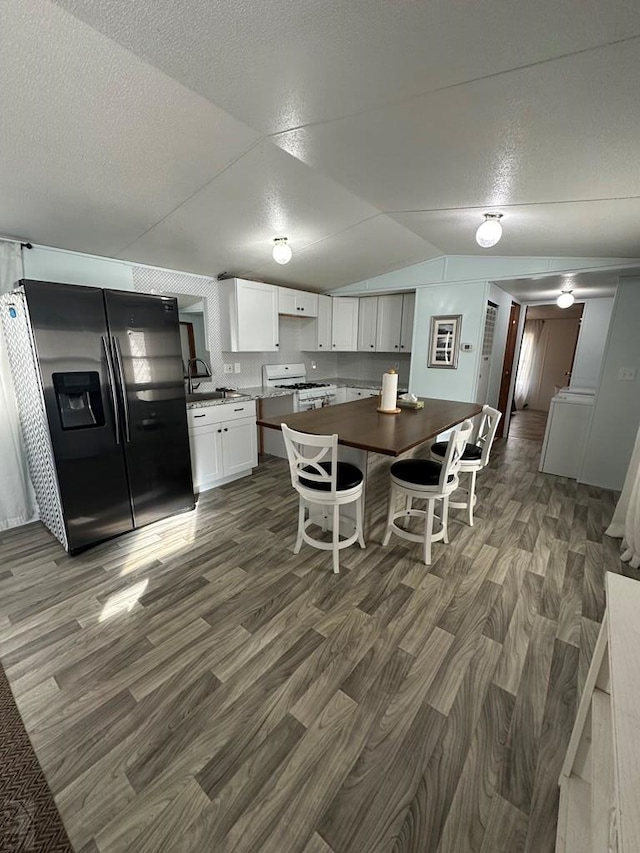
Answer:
[1, 280, 194, 553]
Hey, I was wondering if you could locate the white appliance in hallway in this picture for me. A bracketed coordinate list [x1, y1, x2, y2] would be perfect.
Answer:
[540, 386, 595, 479]
[260, 364, 338, 458]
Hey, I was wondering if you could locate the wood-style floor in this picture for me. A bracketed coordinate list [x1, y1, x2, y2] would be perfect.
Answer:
[0, 434, 628, 853]
[508, 409, 549, 442]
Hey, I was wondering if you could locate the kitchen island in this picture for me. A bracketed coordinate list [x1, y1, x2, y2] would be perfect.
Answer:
[258, 396, 482, 534]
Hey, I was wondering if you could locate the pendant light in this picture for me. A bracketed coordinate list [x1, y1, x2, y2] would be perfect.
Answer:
[475, 213, 503, 248]
[272, 237, 292, 265]
[556, 289, 575, 309]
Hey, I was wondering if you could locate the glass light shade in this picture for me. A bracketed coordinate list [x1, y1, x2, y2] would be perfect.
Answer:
[272, 239, 292, 265]
[475, 217, 503, 248]
[556, 291, 575, 309]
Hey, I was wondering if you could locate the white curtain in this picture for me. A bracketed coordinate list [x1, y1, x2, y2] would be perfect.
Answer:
[0, 241, 36, 529]
[605, 420, 640, 569]
[515, 319, 544, 409]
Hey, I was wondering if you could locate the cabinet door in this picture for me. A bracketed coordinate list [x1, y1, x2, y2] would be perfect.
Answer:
[400, 292, 415, 353]
[222, 417, 258, 476]
[278, 287, 297, 315]
[316, 295, 332, 351]
[189, 425, 223, 491]
[296, 292, 318, 317]
[376, 294, 404, 352]
[332, 297, 359, 351]
[358, 297, 378, 352]
[236, 280, 279, 351]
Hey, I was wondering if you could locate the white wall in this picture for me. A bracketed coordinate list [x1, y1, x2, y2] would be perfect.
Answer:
[571, 297, 614, 389]
[24, 245, 134, 290]
[487, 283, 517, 409]
[580, 278, 640, 490]
[409, 281, 486, 402]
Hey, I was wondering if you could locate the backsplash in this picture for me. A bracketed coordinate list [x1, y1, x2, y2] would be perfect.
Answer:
[335, 351, 411, 387]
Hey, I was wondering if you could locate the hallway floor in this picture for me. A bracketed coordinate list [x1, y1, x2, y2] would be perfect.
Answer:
[508, 409, 549, 443]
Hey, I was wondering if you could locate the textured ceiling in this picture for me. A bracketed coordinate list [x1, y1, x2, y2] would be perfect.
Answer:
[1, 0, 640, 291]
[493, 267, 637, 303]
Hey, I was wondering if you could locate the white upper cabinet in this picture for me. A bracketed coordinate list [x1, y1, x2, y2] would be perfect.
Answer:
[278, 287, 297, 316]
[316, 295, 332, 351]
[375, 294, 404, 352]
[219, 278, 279, 352]
[358, 297, 378, 352]
[370, 292, 415, 352]
[300, 294, 332, 351]
[331, 297, 359, 351]
[400, 292, 415, 353]
[278, 287, 318, 317]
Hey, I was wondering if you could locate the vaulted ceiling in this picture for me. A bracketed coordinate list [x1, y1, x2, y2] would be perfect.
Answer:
[2, 0, 640, 291]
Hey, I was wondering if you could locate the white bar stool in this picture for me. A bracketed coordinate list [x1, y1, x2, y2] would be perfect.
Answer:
[281, 423, 365, 574]
[382, 420, 473, 565]
[429, 405, 502, 526]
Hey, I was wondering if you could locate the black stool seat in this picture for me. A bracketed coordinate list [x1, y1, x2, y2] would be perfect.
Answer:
[431, 441, 483, 461]
[300, 461, 363, 492]
[390, 458, 453, 487]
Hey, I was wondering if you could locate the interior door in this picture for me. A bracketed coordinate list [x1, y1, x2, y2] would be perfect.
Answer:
[104, 290, 194, 528]
[24, 280, 134, 551]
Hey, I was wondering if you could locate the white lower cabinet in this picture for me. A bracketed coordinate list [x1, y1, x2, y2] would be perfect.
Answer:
[188, 401, 257, 493]
[222, 418, 258, 477]
[346, 386, 379, 402]
[189, 423, 224, 488]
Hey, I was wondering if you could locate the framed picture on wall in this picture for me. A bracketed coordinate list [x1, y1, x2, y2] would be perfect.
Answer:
[428, 314, 462, 368]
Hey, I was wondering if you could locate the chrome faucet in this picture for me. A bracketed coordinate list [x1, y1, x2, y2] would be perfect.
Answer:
[186, 358, 212, 394]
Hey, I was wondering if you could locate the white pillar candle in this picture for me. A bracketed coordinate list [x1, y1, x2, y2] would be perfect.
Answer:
[381, 370, 398, 411]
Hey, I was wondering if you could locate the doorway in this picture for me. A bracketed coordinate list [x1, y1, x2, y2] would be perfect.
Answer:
[510, 303, 584, 441]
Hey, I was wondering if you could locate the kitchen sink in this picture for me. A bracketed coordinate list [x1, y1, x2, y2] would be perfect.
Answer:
[185, 390, 250, 403]
[185, 391, 226, 403]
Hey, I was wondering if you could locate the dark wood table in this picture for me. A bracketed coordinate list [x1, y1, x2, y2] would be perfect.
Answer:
[257, 396, 482, 457]
[258, 396, 483, 536]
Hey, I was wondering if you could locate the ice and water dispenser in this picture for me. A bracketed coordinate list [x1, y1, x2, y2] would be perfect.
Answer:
[52, 372, 105, 430]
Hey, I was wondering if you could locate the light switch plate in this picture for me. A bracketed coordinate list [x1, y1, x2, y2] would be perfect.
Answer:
[618, 367, 637, 381]
[223, 363, 233, 374]
[234, 363, 241, 373]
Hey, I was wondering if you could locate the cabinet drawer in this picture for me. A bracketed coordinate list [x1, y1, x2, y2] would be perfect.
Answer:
[187, 400, 256, 428]
[221, 400, 256, 423]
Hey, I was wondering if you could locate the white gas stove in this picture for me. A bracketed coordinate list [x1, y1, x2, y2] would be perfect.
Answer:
[263, 363, 337, 411]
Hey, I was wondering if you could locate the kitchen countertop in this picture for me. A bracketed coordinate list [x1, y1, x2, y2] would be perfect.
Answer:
[185, 378, 406, 409]
[186, 387, 294, 410]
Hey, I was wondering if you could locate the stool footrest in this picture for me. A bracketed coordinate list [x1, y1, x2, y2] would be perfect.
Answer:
[388, 509, 446, 545]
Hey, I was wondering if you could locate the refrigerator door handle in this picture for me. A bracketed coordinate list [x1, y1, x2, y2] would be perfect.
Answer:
[112, 335, 132, 444]
[102, 335, 121, 445]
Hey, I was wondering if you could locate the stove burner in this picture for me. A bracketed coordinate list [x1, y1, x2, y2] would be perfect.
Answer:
[275, 382, 329, 390]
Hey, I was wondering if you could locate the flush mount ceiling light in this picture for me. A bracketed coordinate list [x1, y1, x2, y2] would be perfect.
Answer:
[556, 289, 575, 309]
[272, 237, 292, 265]
[475, 213, 503, 248]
